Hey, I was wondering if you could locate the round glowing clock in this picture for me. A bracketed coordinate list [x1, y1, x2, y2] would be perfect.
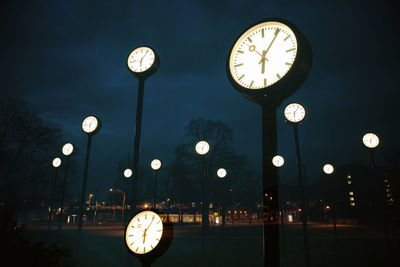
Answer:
[362, 133, 379, 149]
[195, 141, 210, 155]
[323, 164, 334, 174]
[151, 159, 162, 171]
[82, 115, 101, 135]
[284, 102, 306, 124]
[217, 168, 227, 178]
[127, 46, 160, 79]
[52, 157, 62, 168]
[227, 18, 312, 106]
[125, 210, 173, 265]
[62, 143, 74, 156]
[124, 168, 133, 178]
[272, 155, 284, 167]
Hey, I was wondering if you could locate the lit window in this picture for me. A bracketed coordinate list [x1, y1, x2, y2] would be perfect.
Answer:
[349, 192, 354, 196]
[386, 189, 390, 193]
[350, 202, 355, 206]
[350, 197, 354, 201]
[347, 180, 352, 184]
[384, 179, 388, 183]
[347, 175, 351, 179]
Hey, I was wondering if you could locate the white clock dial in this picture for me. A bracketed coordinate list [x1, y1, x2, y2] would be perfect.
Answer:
[362, 133, 379, 148]
[284, 103, 306, 123]
[62, 143, 74, 156]
[127, 47, 155, 73]
[124, 168, 133, 178]
[195, 141, 210, 155]
[217, 168, 227, 178]
[82, 116, 99, 134]
[229, 21, 297, 89]
[323, 164, 334, 174]
[125, 211, 163, 255]
[151, 159, 162, 170]
[52, 157, 62, 168]
[272, 155, 284, 167]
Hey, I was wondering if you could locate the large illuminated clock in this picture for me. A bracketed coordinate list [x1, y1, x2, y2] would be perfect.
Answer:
[227, 18, 312, 106]
[125, 210, 173, 265]
[127, 46, 160, 79]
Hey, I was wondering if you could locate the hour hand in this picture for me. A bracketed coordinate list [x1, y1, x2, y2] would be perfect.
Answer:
[259, 50, 267, 74]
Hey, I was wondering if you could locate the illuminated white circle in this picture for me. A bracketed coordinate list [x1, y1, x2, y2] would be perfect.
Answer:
[272, 155, 285, 167]
[229, 21, 297, 89]
[284, 103, 306, 123]
[195, 141, 210, 155]
[52, 157, 62, 168]
[362, 133, 379, 149]
[127, 47, 156, 73]
[125, 210, 163, 255]
[151, 159, 162, 170]
[124, 168, 133, 178]
[82, 115, 99, 134]
[62, 143, 74, 156]
[323, 164, 334, 175]
[217, 168, 227, 178]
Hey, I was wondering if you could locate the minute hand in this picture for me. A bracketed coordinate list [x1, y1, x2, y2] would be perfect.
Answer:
[259, 28, 280, 63]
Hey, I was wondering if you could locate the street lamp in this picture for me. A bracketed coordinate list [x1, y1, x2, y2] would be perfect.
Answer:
[78, 115, 101, 236]
[284, 102, 310, 267]
[110, 188, 126, 225]
[127, 46, 160, 217]
[151, 159, 162, 209]
[58, 143, 74, 231]
[322, 163, 337, 240]
[195, 140, 210, 257]
[48, 157, 61, 230]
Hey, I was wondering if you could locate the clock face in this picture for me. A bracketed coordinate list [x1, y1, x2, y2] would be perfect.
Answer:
[272, 155, 284, 167]
[195, 141, 210, 155]
[151, 159, 162, 170]
[125, 210, 163, 255]
[362, 133, 379, 148]
[217, 168, 227, 178]
[229, 21, 297, 90]
[284, 103, 306, 123]
[127, 47, 156, 73]
[323, 164, 334, 174]
[52, 157, 61, 168]
[82, 116, 99, 134]
[62, 143, 74, 156]
[124, 168, 133, 178]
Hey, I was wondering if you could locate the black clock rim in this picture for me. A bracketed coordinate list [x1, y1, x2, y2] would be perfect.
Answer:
[82, 114, 102, 135]
[124, 208, 173, 265]
[127, 45, 160, 79]
[226, 18, 312, 107]
[283, 101, 306, 125]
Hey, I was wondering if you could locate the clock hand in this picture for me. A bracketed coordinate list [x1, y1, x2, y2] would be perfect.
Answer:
[258, 28, 280, 64]
[140, 51, 149, 67]
[245, 44, 268, 61]
[259, 50, 267, 74]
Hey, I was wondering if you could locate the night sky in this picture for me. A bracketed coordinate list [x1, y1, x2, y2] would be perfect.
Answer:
[1, 0, 399, 200]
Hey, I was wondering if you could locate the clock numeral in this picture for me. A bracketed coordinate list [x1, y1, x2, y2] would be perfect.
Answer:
[247, 37, 252, 43]
[249, 80, 254, 88]
[136, 247, 139, 252]
[285, 62, 292, 66]
[157, 220, 161, 224]
[130, 242, 134, 246]
[238, 74, 245, 81]
[264, 78, 267, 87]
[261, 28, 264, 38]
[284, 35, 290, 41]
[157, 230, 162, 232]
[276, 74, 281, 79]
[274, 28, 280, 36]
[151, 245, 154, 249]
[234, 63, 243, 67]
[286, 48, 296, 53]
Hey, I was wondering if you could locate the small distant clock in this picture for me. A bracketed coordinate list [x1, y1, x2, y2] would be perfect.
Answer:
[125, 210, 173, 266]
[151, 159, 162, 171]
[127, 46, 160, 79]
[62, 143, 74, 156]
[195, 141, 210, 155]
[82, 115, 101, 135]
[284, 103, 306, 124]
[227, 18, 312, 106]
[362, 133, 379, 149]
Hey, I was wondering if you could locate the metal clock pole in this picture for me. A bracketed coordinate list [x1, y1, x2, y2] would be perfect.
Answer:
[78, 135, 92, 232]
[58, 143, 74, 233]
[261, 103, 280, 267]
[48, 157, 61, 231]
[292, 123, 311, 267]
